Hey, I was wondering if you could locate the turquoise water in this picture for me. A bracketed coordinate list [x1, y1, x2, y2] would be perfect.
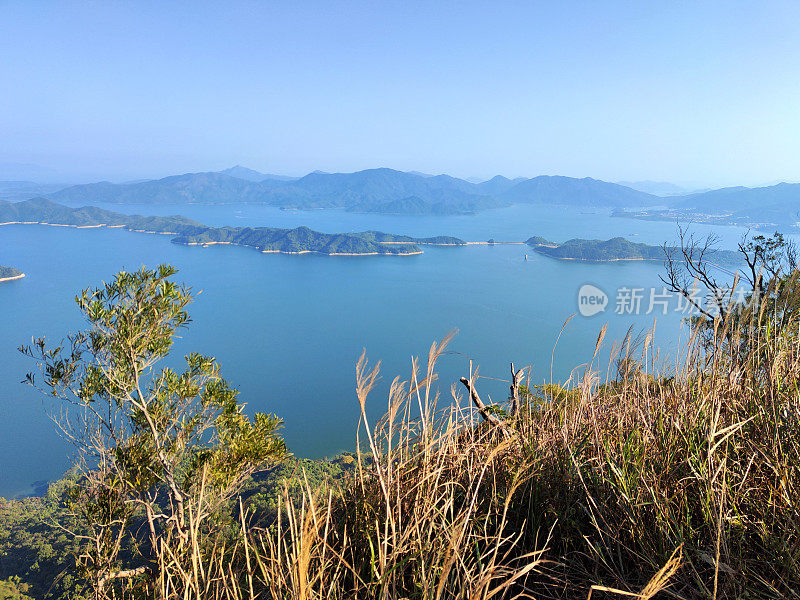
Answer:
[0, 204, 758, 497]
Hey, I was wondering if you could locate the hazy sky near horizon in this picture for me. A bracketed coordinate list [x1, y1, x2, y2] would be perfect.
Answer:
[1, 1, 799, 186]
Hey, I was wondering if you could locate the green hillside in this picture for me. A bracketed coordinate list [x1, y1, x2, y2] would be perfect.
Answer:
[0, 266, 23, 280]
[527, 234, 741, 263]
[0, 198, 465, 256]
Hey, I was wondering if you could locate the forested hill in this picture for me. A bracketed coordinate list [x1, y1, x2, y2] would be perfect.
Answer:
[45, 168, 665, 214]
[0, 198, 465, 256]
[0, 197, 206, 233]
[0, 266, 24, 281]
[526, 235, 741, 263]
[172, 227, 465, 255]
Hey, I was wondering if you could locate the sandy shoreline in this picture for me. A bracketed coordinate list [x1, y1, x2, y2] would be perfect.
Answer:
[0, 221, 171, 234]
[378, 241, 464, 246]
[0, 273, 25, 283]
[464, 241, 525, 245]
[531, 250, 660, 262]
[0, 221, 424, 256]
[181, 241, 423, 256]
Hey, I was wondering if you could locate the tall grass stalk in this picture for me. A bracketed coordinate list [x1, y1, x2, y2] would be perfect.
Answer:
[145, 310, 800, 598]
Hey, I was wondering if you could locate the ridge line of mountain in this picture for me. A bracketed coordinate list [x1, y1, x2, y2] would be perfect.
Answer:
[2, 167, 798, 227]
[40, 168, 660, 215]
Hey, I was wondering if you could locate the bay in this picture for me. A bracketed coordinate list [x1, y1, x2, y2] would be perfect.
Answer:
[0, 203, 757, 497]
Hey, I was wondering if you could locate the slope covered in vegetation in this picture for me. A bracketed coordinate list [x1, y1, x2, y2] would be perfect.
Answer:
[171, 226, 463, 254]
[0, 266, 23, 281]
[527, 234, 741, 263]
[0, 198, 465, 255]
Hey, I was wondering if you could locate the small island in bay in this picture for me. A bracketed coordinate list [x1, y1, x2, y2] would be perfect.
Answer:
[0, 266, 24, 283]
[172, 227, 465, 255]
[526, 235, 667, 261]
[526, 235, 741, 264]
[0, 198, 466, 256]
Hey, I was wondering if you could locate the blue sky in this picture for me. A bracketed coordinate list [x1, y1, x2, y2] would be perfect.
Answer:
[1, 0, 799, 186]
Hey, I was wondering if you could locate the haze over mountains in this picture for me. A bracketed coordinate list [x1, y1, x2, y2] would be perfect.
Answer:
[0, 166, 798, 228]
[45, 167, 666, 216]
[614, 181, 800, 230]
[616, 180, 693, 196]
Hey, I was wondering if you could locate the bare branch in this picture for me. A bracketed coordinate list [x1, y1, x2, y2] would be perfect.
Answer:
[459, 376, 510, 436]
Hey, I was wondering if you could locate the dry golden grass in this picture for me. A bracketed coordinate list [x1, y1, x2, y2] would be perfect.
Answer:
[146, 308, 800, 599]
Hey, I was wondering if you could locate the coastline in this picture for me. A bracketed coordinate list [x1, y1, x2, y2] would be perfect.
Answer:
[0, 221, 425, 257]
[0, 221, 173, 234]
[0, 273, 25, 283]
[530, 250, 661, 262]
[465, 241, 525, 245]
[179, 240, 423, 256]
[378, 241, 464, 246]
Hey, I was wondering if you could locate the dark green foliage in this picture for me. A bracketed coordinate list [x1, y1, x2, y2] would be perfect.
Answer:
[19, 265, 289, 596]
[0, 476, 84, 600]
[172, 226, 421, 255]
[356, 231, 465, 245]
[173, 226, 466, 254]
[0, 577, 34, 600]
[0, 266, 22, 280]
[0, 457, 356, 599]
[237, 454, 358, 526]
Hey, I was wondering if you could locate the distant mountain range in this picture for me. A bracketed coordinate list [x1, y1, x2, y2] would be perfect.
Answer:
[676, 182, 800, 217]
[502, 176, 654, 207]
[616, 180, 692, 196]
[0, 180, 67, 201]
[46, 167, 666, 215]
[615, 182, 800, 230]
[2, 166, 797, 225]
[0, 197, 464, 256]
[218, 165, 299, 182]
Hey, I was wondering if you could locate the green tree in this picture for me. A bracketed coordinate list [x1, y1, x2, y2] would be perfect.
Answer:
[21, 265, 287, 598]
[0, 576, 33, 600]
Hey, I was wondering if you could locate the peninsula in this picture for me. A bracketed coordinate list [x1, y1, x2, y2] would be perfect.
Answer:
[526, 235, 741, 264]
[0, 198, 465, 256]
[0, 266, 24, 283]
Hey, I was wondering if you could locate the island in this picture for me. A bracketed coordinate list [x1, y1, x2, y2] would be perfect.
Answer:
[0, 266, 24, 283]
[172, 227, 465, 255]
[0, 198, 466, 256]
[526, 235, 741, 264]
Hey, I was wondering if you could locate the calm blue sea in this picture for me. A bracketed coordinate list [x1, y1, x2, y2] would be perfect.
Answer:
[0, 204, 762, 497]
